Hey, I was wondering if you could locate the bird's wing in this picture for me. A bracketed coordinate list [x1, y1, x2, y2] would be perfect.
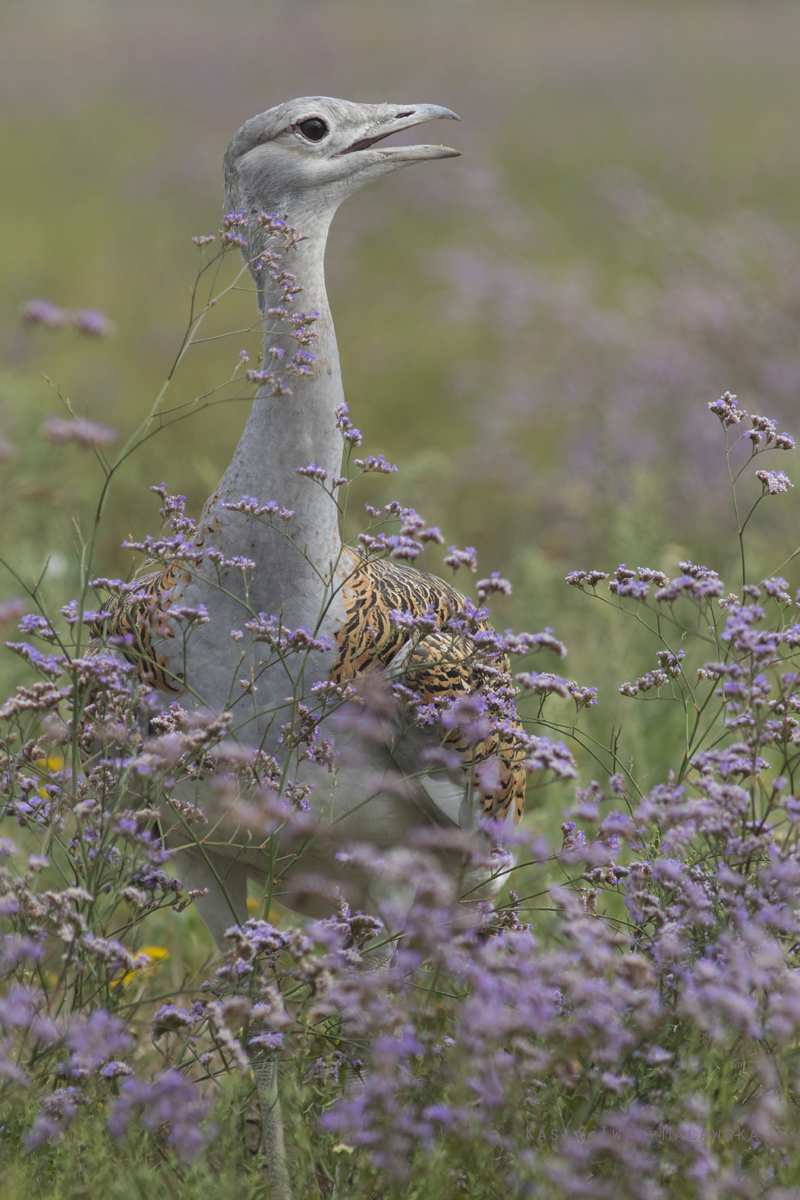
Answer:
[332, 549, 527, 825]
[87, 566, 184, 695]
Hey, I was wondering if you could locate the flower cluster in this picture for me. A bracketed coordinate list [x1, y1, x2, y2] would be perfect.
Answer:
[22, 299, 114, 337]
[8, 172, 800, 1199]
[42, 416, 119, 448]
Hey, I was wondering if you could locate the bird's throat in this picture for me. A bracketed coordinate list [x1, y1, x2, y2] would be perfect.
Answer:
[196, 219, 346, 631]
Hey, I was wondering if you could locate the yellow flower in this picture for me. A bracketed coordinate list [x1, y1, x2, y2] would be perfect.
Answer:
[139, 945, 169, 962]
[35, 754, 65, 773]
[35, 755, 65, 796]
[246, 897, 284, 924]
[112, 945, 168, 988]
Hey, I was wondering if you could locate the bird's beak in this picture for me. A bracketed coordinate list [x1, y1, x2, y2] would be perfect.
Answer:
[336, 103, 461, 163]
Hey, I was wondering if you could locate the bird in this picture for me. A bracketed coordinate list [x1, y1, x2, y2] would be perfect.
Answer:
[89, 97, 527, 1195]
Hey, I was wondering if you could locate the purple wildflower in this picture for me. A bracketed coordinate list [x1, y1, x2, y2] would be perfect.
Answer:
[73, 309, 113, 337]
[42, 416, 118, 447]
[476, 573, 513, 601]
[755, 468, 793, 494]
[109, 1070, 214, 1161]
[21, 299, 70, 328]
[443, 545, 478, 573]
[64, 1009, 132, 1077]
[0, 597, 26, 624]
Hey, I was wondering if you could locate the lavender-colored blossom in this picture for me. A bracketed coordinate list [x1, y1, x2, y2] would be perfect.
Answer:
[708, 390, 747, 426]
[100, 1060, 135, 1078]
[0, 985, 37, 1030]
[42, 416, 118, 447]
[21, 298, 69, 328]
[504, 626, 568, 658]
[389, 604, 439, 636]
[756, 468, 793, 494]
[295, 462, 328, 481]
[25, 1087, 84, 1147]
[248, 1030, 284, 1051]
[151, 1004, 196, 1039]
[73, 308, 113, 337]
[566, 680, 598, 707]
[18, 613, 58, 641]
[109, 1069, 213, 1161]
[516, 671, 571, 699]
[64, 1009, 132, 1078]
[522, 734, 577, 779]
[0, 935, 44, 970]
[0, 597, 25, 624]
[245, 368, 291, 396]
[243, 613, 332, 654]
[287, 348, 315, 375]
[361, 532, 422, 561]
[656, 572, 723, 601]
[352, 453, 397, 474]
[220, 209, 248, 231]
[220, 495, 294, 521]
[609, 576, 650, 600]
[443, 545, 478, 573]
[334, 399, 362, 446]
[565, 568, 608, 589]
[440, 693, 490, 745]
[4, 641, 66, 679]
[475, 573, 512, 600]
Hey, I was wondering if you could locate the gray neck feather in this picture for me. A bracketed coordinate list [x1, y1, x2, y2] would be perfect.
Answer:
[196, 200, 344, 635]
[164, 194, 347, 722]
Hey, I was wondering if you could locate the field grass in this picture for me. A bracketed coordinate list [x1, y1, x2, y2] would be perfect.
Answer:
[3, 1, 800, 1194]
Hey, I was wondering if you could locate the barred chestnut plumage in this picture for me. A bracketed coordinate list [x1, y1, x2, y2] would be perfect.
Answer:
[331, 549, 526, 823]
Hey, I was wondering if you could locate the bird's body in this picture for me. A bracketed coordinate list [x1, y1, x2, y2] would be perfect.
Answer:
[93, 544, 525, 940]
[90, 98, 526, 947]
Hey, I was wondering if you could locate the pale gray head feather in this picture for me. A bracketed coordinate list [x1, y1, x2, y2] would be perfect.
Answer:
[223, 96, 460, 242]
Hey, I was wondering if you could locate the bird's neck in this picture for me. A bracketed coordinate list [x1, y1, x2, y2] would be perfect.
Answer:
[202, 212, 345, 628]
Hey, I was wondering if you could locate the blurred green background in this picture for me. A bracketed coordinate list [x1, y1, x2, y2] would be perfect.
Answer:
[2, 0, 800, 796]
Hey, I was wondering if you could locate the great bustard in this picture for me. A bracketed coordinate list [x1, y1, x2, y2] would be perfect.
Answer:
[91, 98, 526, 1193]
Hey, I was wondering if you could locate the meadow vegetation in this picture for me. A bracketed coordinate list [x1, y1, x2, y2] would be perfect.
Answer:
[3, 1, 800, 1195]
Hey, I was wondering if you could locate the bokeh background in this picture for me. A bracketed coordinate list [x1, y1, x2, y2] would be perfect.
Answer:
[3, 0, 800, 792]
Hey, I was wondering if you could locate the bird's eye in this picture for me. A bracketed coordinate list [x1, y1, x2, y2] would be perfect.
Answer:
[297, 118, 328, 142]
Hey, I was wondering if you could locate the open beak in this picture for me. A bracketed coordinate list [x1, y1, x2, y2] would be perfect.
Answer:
[337, 103, 461, 161]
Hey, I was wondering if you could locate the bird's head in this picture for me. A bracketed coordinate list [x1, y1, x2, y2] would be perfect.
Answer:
[223, 96, 460, 229]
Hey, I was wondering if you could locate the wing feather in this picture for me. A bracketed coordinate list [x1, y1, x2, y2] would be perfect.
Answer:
[333, 549, 526, 825]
